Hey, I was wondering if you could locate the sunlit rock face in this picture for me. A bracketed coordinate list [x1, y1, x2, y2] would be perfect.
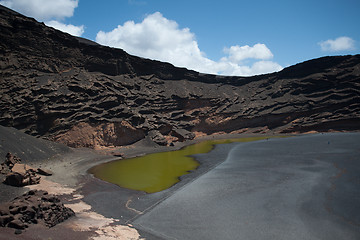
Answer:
[1, 5, 360, 148]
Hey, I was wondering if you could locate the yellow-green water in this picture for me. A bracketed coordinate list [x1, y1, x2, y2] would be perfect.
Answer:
[89, 136, 282, 193]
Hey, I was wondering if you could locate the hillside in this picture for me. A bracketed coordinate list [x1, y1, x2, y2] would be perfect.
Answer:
[1, 5, 360, 148]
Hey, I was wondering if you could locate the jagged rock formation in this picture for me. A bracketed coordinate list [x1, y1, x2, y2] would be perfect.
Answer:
[0, 5, 359, 148]
[0, 190, 75, 231]
[0, 153, 21, 174]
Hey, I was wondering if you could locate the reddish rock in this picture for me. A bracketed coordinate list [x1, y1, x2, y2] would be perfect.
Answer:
[11, 163, 36, 175]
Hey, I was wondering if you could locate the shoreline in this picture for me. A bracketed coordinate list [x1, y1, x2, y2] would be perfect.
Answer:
[0, 130, 353, 239]
[132, 132, 360, 240]
[96, 132, 296, 158]
[0, 132, 286, 239]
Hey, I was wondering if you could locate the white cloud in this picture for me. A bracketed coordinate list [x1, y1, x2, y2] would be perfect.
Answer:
[0, 0, 78, 20]
[96, 12, 207, 71]
[1, 0, 84, 37]
[223, 44, 273, 63]
[46, 20, 84, 37]
[319, 36, 356, 52]
[96, 12, 282, 76]
[215, 60, 283, 76]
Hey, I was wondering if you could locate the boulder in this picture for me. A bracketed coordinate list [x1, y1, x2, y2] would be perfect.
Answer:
[3, 172, 24, 186]
[36, 168, 53, 176]
[148, 130, 168, 146]
[171, 128, 195, 142]
[4, 171, 40, 187]
[7, 219, 27, 230]
[157, 124, 173, 135]
[11, 164, 36, 175]
[0, 215, 13, 227]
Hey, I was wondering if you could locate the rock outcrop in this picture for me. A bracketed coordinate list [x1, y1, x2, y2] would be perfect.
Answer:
[0, 190, 75, 232]
[0, 5, 359, 148]
[4, 170, 40, 187]
[1, 153, 51, 187]
[0, 153, 20, 174]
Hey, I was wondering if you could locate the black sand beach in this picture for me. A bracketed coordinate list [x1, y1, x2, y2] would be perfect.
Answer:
[133, 132, 360, 240]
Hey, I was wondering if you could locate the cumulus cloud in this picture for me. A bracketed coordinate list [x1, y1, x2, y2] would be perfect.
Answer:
[1, 0, 84, 36]
[46, 20, 84, 37]
[0, 0, 78, 20]
[223, 44, 273, 63]
[96, 12, 208, 71]
[96, 12, 282, 76]
[216, 60, 283, 76]
[319, 36, 356, 52]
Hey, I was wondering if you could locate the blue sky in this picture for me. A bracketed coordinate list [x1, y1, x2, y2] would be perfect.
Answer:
[1, 0, 359, 76]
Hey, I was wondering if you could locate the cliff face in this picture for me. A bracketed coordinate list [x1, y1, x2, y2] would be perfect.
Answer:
[1, 5, 360, 148]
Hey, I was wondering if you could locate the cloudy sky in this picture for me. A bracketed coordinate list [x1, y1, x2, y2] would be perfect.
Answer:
[1, 0, 359, 76]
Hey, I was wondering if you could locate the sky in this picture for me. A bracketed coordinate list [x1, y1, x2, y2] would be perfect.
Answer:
[1, 0, 359, 76]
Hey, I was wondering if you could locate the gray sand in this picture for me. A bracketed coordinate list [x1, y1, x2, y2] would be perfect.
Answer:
[133, 133, 360, 240]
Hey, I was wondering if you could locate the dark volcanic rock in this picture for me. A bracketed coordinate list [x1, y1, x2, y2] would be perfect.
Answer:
[171, 128, 195, 142]
[1, 153, 21, 172]
[3, 170, 40, 187]
[0, 190, 75, 231]
[37, 168, 53, 176]
[0, 5, 359, 148]
[1, 153, 41, 187]
[148, 130, 168, 146]
[3, 172, 25, 186]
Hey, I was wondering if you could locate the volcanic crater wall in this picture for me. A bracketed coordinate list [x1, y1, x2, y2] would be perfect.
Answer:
[0, 5, 360, 148]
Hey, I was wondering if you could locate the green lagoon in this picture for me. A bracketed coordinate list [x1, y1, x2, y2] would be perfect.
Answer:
[90, 136, 279, 193]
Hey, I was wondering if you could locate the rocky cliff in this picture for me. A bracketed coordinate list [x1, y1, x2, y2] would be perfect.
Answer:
[1, 5, 359, 148]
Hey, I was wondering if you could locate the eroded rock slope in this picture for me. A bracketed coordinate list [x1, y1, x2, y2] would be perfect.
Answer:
[1, 5, 359, 148]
